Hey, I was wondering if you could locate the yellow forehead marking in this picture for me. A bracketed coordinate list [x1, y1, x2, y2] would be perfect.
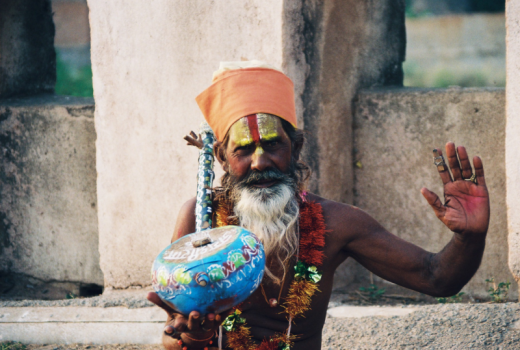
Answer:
[229, 118, 253, 147]
[254, 145, 264, 156]
[256, 114, 279, 141]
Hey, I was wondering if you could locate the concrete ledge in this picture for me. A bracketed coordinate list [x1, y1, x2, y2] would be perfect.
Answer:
[327, 305, 418, 318]
[0, 307, 164, 344]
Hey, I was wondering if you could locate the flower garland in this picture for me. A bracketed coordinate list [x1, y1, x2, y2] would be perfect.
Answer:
[214, 197, 326, 350]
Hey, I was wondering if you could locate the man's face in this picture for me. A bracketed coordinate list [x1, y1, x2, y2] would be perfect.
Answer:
[224, 114, 293, 187]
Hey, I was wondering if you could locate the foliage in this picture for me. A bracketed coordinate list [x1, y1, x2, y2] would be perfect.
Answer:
[485, 278, 510, 303]
[359, 284, 386, 303]
[436, 292, 465, 304]
[403, 62, 505, 89]
[432, 69, 488, 88]
[0, 342, 26, 350]
[55, 52, 93, 98]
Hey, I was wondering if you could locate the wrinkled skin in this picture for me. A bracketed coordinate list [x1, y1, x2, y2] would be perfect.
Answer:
[148, 116, 490, 350]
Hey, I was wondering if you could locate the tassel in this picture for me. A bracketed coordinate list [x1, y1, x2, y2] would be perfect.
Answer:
[214, 196, 238, 227]
[282, 280, 319, 320]
[226, 324, 255, 350]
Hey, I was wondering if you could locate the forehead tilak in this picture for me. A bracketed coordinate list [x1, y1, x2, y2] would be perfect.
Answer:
[229, 114, 280, 146]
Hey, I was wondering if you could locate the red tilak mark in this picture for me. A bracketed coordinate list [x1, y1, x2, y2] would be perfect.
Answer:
[246, 114, 260, 143]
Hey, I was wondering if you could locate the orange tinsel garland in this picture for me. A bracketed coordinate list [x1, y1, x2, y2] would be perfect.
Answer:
[282, 279, 320, 320]
[226, 323, 255, 350]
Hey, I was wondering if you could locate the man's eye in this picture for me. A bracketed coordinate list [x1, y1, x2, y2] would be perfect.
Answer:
[235, 145, 254, 153]
[265, 141, 279, 148]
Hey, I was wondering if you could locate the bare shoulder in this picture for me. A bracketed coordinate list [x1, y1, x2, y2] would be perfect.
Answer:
[171, 197, 197, 242]
[305, 193, 383, 244]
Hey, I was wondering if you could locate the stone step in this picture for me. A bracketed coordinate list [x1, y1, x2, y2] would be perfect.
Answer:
[0, 304, 420, 344]
[0, 307, 164, 344]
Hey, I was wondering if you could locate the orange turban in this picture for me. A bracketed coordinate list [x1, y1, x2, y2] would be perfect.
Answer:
[195, 67, 297, 141]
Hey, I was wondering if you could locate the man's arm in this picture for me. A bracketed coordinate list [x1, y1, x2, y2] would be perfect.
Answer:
[171, 197, 197, 242]
[334, 206, 485, 297]
[334, 142, 490, 297]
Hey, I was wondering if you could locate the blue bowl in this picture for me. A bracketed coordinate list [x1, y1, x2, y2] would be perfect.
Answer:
[151, 226, 265, 315]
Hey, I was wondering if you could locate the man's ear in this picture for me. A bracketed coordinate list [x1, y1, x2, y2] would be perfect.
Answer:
[214, 141, 228, 171]
[292, 139, 303, 161]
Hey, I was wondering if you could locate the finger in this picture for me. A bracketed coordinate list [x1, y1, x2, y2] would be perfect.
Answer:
[187, 311, 201, 332]
[433, 149, 452, 185]
[173, 314, 188, 332]
[445, 142, 462, 180]
[190, 131, 197, 139]
[473, 156, 486, 186]
[202, 313, 216, 331]
[215, 314, 222, 324]
[163, 325, 175, 336]
[183, 135, 203, 148]
[147, 292, 175, 316]
[457, 146, 473, 179]
[421, 188, 446, 219]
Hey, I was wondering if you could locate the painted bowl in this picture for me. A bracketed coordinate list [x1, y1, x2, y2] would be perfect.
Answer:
[151, 225, 265, 315]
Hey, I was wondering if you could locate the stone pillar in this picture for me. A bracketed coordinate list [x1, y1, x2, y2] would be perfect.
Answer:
[88, 0, 405, 288]
[506, 0, 520, 297]
[0, 0, 56, 97]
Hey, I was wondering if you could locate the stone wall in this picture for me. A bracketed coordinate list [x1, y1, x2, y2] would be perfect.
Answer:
[349, 87, 513, 298]
[0, 0, 56, 97]
[0, 95, 103, 287]
[506, 0, 520, 298]
[88, 0, 405, 289]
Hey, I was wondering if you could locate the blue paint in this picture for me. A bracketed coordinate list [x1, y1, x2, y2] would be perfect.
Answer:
[151, 226, 265, 315]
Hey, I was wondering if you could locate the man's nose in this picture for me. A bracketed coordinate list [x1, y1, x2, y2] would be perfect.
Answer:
[250, 145, 271, 172]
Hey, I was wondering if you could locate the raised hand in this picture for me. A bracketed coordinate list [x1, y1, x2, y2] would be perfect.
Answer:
[421, 142, 490, 238]
[147, 292, 220, 349]
[184, 131, 204, 149]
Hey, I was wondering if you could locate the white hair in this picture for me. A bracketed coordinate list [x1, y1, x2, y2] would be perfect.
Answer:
[234, 183, 299, 284]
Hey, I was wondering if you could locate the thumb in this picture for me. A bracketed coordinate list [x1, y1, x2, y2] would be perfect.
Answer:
[421, 187, 445, 218]
[147, 292, 175, 316]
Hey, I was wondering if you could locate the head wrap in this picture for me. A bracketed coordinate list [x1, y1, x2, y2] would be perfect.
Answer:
[196, 62, 297, 141]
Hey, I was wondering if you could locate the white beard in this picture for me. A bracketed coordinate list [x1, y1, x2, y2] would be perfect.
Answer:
[234, 183, 299, 284]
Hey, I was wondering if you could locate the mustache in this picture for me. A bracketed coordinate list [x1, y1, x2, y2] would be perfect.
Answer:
[240, 168, 287, 186]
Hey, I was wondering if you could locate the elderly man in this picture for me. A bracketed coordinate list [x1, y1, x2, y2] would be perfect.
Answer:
[148, 62, 490, 350]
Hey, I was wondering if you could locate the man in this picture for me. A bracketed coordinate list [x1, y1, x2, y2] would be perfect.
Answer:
[148, 61, 490, 350]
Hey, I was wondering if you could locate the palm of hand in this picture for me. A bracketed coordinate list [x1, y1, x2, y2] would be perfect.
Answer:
[440, 180, 489, 236]
[421, 143, 490, 238]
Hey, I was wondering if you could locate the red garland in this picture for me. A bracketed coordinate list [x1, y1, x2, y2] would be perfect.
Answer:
[298, 201, 326, 266]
